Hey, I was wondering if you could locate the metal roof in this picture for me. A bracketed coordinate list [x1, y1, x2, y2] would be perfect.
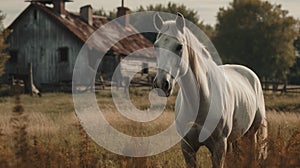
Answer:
[25, 0, 73, 3]
[10, 3, 155, 58]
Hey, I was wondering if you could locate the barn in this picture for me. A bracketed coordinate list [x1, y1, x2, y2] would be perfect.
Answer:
[5, 0, 155, 91]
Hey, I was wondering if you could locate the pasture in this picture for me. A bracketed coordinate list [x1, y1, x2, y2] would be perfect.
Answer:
[0, 87, 300, 167]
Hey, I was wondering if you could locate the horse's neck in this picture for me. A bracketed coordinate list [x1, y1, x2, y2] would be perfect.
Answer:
[175, 70, 204, 132]
[175, 60, 211, 132]
[177, 54, 211, 111]
[187, 48, 210, 101]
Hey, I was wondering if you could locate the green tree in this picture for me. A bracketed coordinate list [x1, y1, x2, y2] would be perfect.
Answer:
[294, 32, 300, 52]
[0, 11, 9, 77]
[93, 8, 116, 20]
[289, 29, 300, 84]
[93, 3, 215, 40]
[214, 0, 299, 80]
[288, 57, 300, 84]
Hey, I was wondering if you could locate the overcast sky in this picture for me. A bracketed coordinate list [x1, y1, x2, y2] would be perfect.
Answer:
[1, 0, 299, 27]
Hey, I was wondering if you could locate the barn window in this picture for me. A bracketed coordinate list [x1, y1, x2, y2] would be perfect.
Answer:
[58, 47, 69, 63]
[9, 50, 18, 63]
[33, 10, 38, 20]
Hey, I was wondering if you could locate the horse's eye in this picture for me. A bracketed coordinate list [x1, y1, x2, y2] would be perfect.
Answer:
[176, 44, 183, 51]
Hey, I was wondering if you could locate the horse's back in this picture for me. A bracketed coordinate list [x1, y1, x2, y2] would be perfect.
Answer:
[221, 64, 265, 140]
[222, 64, 264, 108]
[222, 65, 260, 88]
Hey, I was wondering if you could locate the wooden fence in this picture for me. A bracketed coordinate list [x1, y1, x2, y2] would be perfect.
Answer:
[261, 81, 300, 93]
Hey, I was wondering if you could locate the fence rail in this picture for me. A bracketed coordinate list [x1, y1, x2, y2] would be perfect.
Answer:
[261, 81, 300, 93]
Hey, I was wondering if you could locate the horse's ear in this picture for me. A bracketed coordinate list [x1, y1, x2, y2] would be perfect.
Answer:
[176, 12, 185, 33]
[153, 12, 163, 31]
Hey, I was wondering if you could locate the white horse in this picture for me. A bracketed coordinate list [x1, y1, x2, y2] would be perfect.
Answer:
[152, 13, 268, 168]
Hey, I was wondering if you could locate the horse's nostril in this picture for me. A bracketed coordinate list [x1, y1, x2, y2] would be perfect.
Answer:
[163, 80, 170, 91]
[153, 78, 158, 88]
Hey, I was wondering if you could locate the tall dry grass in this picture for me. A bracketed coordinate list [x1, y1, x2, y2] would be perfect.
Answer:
[0, 90, 299, 167]
[10, 82, 29, 167]
[225, 111, 300, 168]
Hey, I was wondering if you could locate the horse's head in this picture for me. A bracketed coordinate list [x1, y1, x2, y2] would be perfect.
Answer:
[153, 13, 189, 97]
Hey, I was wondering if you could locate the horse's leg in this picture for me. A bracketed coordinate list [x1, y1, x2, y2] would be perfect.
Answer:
[244, 127, 258, 167]
[257, 118, 268, 161]
[227, 140, 237, 154]
[181, 128, 201, 168]
[247, 110, 268, 162]
[207, 137, 227, 168]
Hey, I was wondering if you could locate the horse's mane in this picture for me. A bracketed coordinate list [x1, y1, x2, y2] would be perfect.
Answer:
[183, 28, 212, 77]
[184, 28, 212, 59]
[183, 28, 215, 98]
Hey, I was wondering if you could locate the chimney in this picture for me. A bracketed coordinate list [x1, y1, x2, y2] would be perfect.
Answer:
[117, 0, 130, 27]
[80, 5, 93, 26]
[53, 0, 66, 15]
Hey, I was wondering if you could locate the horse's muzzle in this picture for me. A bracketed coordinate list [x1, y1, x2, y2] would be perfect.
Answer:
[153, 78, 172, 97]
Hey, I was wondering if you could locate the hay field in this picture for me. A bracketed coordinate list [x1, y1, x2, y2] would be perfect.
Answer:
[0, 87, 300, 167]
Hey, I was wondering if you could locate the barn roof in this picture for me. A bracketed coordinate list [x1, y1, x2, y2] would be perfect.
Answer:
[9, 3, 155, 58]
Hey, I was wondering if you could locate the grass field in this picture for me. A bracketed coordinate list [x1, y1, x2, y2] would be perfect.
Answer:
[0, 87, 300, 167]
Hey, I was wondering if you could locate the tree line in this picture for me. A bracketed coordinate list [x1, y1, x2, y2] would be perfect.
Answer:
[1, 0, 300, 84]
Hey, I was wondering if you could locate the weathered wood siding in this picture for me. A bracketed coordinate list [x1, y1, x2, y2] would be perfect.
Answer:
[7, 6, 83, 86]
[120, 56, 156, 77]
[100, 55, 156, 81]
